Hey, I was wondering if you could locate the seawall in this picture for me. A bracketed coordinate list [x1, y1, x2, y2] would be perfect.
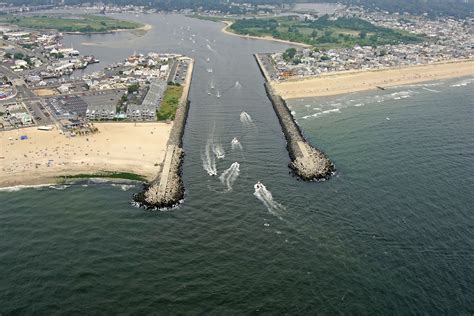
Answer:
[133, 58, 194, 209]
[255, 54, 335, 181]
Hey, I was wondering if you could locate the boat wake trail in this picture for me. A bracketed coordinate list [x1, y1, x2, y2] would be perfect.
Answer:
[206, 43, 216, 53]
[231, 137, 243, 151]
[202, 138, 217, 176]
[240, 111, 254, 127]
[253, 182, 286, 220]
[212, 142, 225, 159]
[219, 162, 240, 191]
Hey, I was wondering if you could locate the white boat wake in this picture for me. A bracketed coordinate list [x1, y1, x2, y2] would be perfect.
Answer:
[253, 182, 286, 220]
[201, 138, 217, 176]
[212, 142, 225, 159]
[231, 137, 242, 151]
[240, 111, 253, 127]
[219, 162, 240, 191]
[234, 81, 242, 88]
[206, 43, 216, 53]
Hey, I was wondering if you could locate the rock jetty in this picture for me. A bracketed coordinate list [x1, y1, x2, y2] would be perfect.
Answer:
[134, 58, 193, 209]
[256, 54, 335, 181]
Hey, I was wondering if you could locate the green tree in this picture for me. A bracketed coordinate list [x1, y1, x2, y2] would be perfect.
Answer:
[283, 47, 297, 61]
[13, 52, 24, 60]
[127, 83, 139, 94]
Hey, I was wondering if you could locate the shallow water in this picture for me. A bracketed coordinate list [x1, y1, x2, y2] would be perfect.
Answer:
[1, 14, 473, 314]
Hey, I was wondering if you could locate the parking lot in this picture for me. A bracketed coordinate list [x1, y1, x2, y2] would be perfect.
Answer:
[81, 90, 123, 109]
[25, 100, 52, 124]
[172, 60, 190, 85]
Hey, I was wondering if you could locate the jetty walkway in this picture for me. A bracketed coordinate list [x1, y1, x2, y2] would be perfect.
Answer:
[255, 53, 334, 181]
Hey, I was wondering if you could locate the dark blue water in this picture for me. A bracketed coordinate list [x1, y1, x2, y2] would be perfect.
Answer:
[1, 15, 473, 314]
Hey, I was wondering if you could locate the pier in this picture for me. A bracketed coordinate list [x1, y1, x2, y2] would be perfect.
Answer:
[134, 58, 194, 209]
[255, 54, 335, 181]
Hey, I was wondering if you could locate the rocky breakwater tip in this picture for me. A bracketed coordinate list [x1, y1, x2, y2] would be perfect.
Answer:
[134, 146, 185, 210]
[256, 54, 334, 181]
[265, 82, 334, 181]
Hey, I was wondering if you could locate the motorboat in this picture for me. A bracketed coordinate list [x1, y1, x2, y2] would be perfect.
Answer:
[254, 181, 264, 191]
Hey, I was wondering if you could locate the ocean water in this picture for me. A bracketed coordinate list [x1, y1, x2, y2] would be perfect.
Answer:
[1, 14, 473, 314]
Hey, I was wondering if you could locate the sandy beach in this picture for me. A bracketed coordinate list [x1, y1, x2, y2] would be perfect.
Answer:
[123, 23, 153, 33]
[272, 59, 474, 99]
[0, 122, 172, 188]
[221, 21, 311, 48]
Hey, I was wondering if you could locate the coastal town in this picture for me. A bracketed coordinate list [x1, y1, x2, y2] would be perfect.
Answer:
[0, 22, 192, 132]
[257, 8, 472, 80]
[0, 14, 194, 194]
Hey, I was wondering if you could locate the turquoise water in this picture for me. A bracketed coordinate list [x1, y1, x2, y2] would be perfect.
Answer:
[1, 15, 473, 313]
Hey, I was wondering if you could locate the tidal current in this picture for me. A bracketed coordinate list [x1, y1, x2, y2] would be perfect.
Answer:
[1, 14, 473, 313]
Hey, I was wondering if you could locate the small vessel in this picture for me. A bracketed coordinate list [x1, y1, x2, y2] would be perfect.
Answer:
[216, 91, 220, 98]
[207, 91, 211, 95]
[206, 57, 210, 62]
[207, 68, 213, 73]
[231, 137, 239, 144]
[254, 181, 264, 191]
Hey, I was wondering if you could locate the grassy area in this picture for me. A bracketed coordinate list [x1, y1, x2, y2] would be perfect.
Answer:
[156, 85, 183, 121]
[1, 15, 143, 33]
[61, 172, 146, 182]
[229, 15, 425, 48]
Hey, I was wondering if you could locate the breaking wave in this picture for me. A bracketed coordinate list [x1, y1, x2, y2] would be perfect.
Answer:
[450, 78, 474, 87]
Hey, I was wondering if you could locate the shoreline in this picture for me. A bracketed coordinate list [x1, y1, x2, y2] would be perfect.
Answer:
[271, 59, 474, 99]
[0, 175, 141, 192]
[221, 21, 311, 48]
[62, 23, 152, 35]
[0, 122, 172, 189]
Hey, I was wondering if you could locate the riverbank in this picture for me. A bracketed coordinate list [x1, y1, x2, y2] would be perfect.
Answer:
[134, 57, 194, 209]
[271, 59, 474, 99]
[1, 15, 147, 35]
[0, 122, 172, 188]
[221, 21, 311, 48]
[64, 23, 152, 35]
